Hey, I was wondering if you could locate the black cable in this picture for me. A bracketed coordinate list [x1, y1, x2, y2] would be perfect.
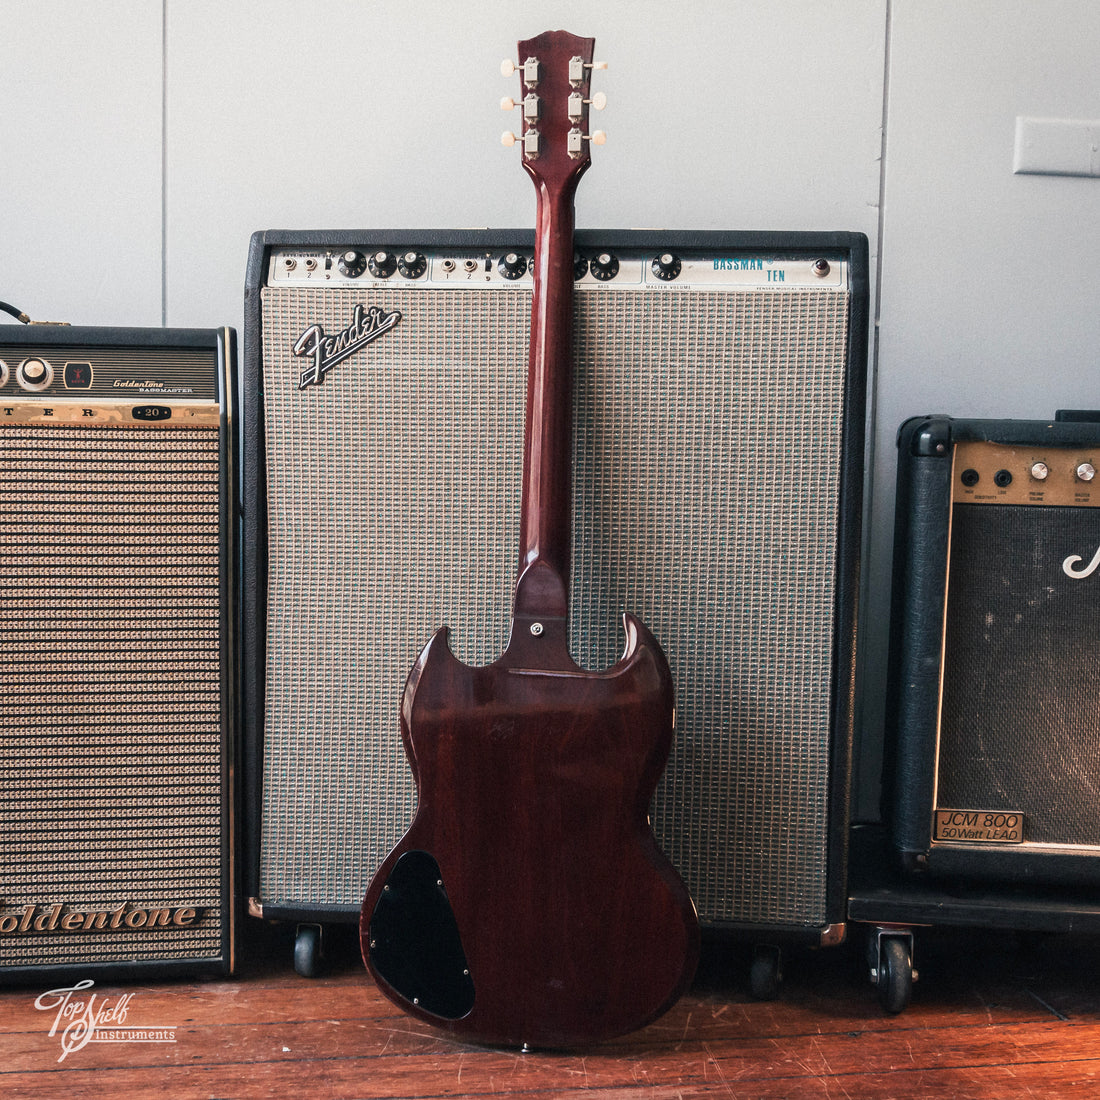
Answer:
[0, 301, 31, 324]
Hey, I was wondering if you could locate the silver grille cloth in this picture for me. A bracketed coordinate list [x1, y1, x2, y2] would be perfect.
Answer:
[260, 283, 849, 927]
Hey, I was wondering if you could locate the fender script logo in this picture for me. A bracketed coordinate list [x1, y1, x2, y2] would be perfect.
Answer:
[292, 303, 402, 388]
[1063, 545, 1100, 580]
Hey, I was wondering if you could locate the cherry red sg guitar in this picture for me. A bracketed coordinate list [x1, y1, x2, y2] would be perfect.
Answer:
[359, 30, 700, 1050]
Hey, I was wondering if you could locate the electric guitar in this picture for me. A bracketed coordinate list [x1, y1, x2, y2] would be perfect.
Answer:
[359, 30, 700, 1050]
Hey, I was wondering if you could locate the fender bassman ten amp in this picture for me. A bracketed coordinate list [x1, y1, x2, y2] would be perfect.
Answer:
[0, 325, 237, 984]
[243, 229, 868, 976]
[888, 413, 1100, 885]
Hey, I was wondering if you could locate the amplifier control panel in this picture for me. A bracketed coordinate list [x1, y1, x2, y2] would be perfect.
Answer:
[0, 343, 221, 425]
[952, 440, 1100, 508]
[267, 246, 848, 292]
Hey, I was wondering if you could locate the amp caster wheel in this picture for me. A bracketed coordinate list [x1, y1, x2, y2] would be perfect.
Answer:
[868, 927, 916, 1014]
[749, 944, 783, 1000]
[294, 923, 324, 978]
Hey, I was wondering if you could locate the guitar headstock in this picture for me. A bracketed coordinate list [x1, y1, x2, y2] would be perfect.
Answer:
[501, 30, 606, 189]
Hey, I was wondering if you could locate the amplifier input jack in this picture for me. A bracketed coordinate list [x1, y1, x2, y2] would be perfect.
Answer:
[960, 468, 980, 487]
[994, 469, 1013, 488]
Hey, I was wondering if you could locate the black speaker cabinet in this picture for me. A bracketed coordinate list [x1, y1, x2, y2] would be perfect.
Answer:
[888, 412, 1100, 885]
[0, 325, 237, 984]
[243, 229, 868, 965]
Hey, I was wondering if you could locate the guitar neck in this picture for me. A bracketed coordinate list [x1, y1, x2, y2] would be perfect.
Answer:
[510, 29, 595, 620]
[516, 183, 579, 614]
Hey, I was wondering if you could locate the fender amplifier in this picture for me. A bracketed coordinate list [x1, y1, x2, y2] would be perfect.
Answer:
[0, 325, 237, 983]
[243, 229, 868, 966]
[888, 413, 1100, 884]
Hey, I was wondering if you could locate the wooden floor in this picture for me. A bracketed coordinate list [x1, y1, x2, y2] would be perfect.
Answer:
[3, 917, 1100, 1099]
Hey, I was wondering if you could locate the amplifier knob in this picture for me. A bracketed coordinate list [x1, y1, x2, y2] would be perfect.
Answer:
[1076, 462, 1096, 483]
[338, 250, 368, 278]
[1030, 462, 1049, 481]
[398, 251, 427, 279]
[498, 252, 528, 280]
[367, 251, 397, 278]
[0, 359, 7, 387]
[573, 251, 589, 280]
[18, 357, 53, 391]
[590, 252, 620, 281]
[651, 253, 682, 281]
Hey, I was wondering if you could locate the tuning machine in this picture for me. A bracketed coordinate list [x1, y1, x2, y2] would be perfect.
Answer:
[567, 128, 606, 158]
[501, 91, 542, 125]
[567, 90, 606, 122]
[501, 56, 541, 87]
[501, 129, 541, 158]
[568, 56, 607, 86]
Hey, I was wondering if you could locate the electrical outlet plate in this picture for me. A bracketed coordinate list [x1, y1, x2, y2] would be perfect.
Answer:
[1013, 116, 1100, 177]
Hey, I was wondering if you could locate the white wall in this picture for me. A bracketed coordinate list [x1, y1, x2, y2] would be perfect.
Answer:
[1, 1, 163, 324]
[3, 1, 1099, 817]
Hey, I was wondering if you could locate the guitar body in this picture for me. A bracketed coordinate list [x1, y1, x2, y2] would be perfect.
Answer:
[362, 566, 697, 1048]
[360, 30, 700, 1048]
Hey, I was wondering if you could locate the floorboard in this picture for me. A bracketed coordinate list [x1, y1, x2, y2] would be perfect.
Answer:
[2, 918, 1099, 1098]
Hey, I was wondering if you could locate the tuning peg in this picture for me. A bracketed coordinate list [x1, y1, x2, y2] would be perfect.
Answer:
[502, 130, 541, 157]
[501, 93, 541, 124]
[567, 128, 607, 157]
[501, 57, 540, 85]
[568, 57, 608, 85]
[568, 90, 607, 122]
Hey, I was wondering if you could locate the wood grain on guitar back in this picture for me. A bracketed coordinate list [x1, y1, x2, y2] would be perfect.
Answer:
[362, 605, 693, 1049]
